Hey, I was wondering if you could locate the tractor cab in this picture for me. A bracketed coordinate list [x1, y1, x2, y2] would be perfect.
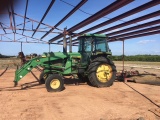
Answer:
[78, 34, 111, 63]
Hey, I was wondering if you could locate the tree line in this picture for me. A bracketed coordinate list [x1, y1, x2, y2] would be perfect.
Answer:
[1, 53, 160, 62]
[0, 53, 15, 58]
[109, 55, 160, 62]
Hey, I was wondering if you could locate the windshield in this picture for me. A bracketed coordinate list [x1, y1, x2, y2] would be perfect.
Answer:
[78, 37, 93, 52]
[78, 36, 108, 52]
[94, 37, 107, 52]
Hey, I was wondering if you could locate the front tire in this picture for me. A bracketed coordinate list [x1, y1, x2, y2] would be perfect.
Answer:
[45, 74, 64, 92]
[88, 56, 116, 87]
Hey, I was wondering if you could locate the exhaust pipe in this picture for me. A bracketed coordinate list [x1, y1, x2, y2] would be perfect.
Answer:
[69, 35, 72, 53]
[63, 28, 67, 53]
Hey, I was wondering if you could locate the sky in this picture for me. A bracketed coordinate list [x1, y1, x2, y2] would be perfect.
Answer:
[0, 0, 160, 56]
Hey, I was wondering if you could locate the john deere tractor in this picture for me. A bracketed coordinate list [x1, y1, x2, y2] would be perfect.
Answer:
[14, 34, 116, 92]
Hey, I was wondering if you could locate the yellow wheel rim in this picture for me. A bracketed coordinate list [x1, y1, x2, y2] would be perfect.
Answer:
[50, 79, 60, 89]
[96, 64, 112, 83]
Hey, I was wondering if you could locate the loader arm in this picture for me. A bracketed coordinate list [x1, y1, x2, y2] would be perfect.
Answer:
[14, 53, 67, 86]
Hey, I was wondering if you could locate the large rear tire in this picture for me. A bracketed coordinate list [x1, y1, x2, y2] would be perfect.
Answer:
[88, 56, 116, 87]
[45, 74, 64, 92]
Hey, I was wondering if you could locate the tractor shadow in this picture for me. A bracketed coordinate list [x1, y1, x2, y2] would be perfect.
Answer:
[0, 78, 87, 92]
[19, 77, 86, 90]
[19, 77, 86, 92]
[64, 77, 87, 86]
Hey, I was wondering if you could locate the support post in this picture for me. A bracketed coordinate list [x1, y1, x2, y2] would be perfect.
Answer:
[49, 43, 50, 52]
[122, 40, 124, 72]
[9, 12, 13, 28]
[63, 28, 67, 53]
[122, 40, 127, 82]
[21, 42, 22, 52]
[20, 42, 23, 65]
[69, 35, 72, 53]
[14, 33, 15, 42]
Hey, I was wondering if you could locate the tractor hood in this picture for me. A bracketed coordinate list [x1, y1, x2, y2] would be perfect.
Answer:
[41, 52, 67, 58]
[41, 52, 81, 59]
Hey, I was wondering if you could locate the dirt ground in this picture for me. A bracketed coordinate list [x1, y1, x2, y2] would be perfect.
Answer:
[0, 62, 160, 120]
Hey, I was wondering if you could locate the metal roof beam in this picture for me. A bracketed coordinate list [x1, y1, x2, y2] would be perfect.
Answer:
[67, 0, 133, 32]
[22, 0, 29, 35]
[16, 32, 40, 42]
[8, 11, 14, 33]
[10, 0, 16, 33]
[6, 3, 15, 33]
[41, 0, 88, 39]
[109, 26, 160, 40]
[49, 0, 134, 43]
[72, 41, 79, 45]
[70, 19, 160, 44]
[14, 12, 58, 30]
[32, 0, 55, 37]
[96, 10, 160, 34]
[109, 30, 160, 42]
[107, 19, 160, 36]
[72, 30, 160, 45]
[0, 40, 48, 44]
[57, 0, 158, 43]
[79, 0, 160, 35]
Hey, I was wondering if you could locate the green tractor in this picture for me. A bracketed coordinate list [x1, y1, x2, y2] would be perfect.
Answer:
[14, 33, 116, 92]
